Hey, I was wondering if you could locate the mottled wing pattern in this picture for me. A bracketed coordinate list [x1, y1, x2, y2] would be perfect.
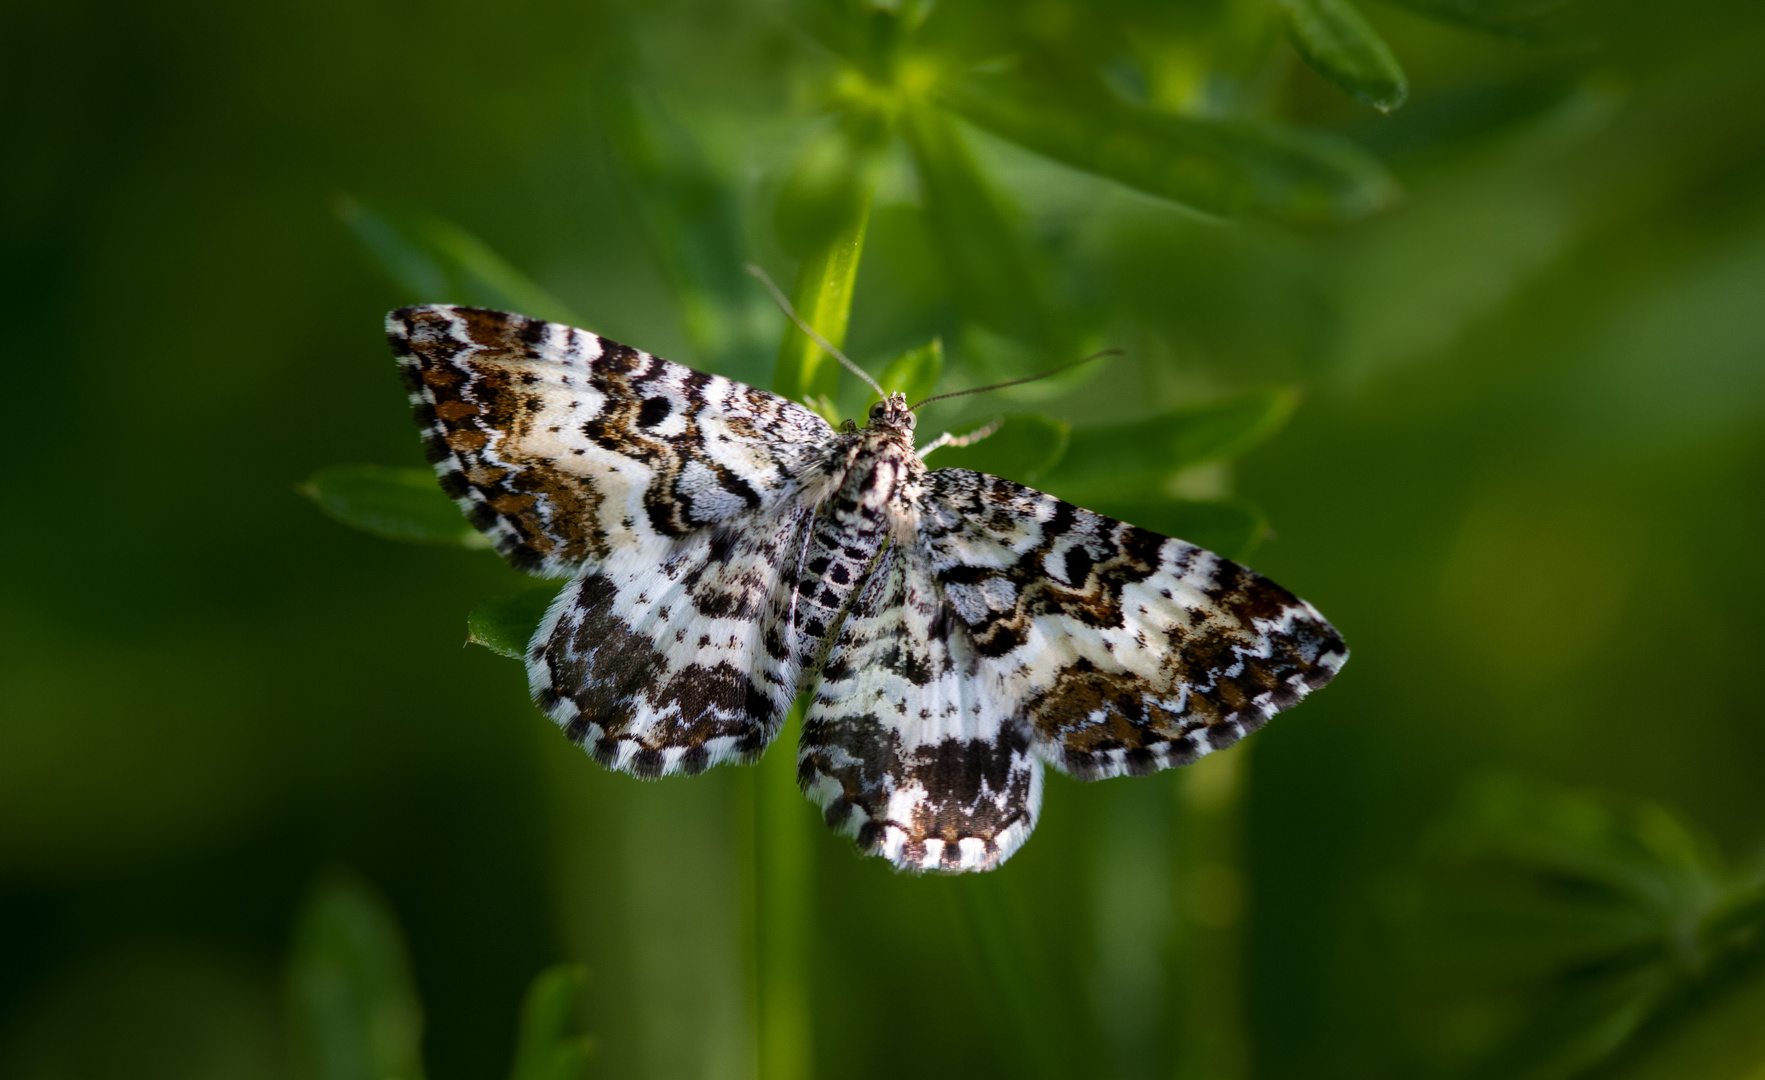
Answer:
[802, 467, 1346, 872]
[392, 305, 1346, 863]
[920, 469, 1347, 781]
[801, 541, 1043, 873]
[388, 304, 833, 577]
[528, 497, 821, 777]
[390, 304, 843, 777]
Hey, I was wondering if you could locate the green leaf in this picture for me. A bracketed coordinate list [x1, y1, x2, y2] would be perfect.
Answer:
[941, 75, 1400, 224]
[902, 105, 1062, 349]
[301, 464, 488, 549]
[775, 120, 883, 260]
[771, 118, 884, 403]
[927, 414, 1070, 485]
[466, 587, 557, 660]
[507, 965, 595, 1080]
[337, 197, 582, 326]
[875, 338, 944, 407]
[1049, 388, 1299, 495]
[288, 875, 426, 1080]
[1278, 0, 1409, 113]
[1086, 498, 1269, 562]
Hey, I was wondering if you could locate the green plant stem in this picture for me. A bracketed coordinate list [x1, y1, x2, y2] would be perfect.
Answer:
[948, 877, 1070, 1080]
[1171, 751, 1251, 1080]
[750, 148, 879, 1074]
[755, 704, 813, 1080]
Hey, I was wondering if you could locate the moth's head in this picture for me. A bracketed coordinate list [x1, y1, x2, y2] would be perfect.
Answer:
[864, 392, 915, 434]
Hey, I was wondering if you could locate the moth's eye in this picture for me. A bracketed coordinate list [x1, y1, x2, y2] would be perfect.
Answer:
[869, 401, 886, 420]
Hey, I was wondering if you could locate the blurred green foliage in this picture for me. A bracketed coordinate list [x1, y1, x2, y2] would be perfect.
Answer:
[5, 0, 1765, 1077]
[289, 876, 428, 1080]
[289, 877, 591, 1080]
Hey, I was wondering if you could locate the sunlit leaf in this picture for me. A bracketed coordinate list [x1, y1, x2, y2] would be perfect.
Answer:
[1278, 0, 1409, 113]
[775, 120, 883, 260]
[1049, 388, 1299, 494]
[942, 75, 1400, 224]
[770, 119, 883, 403]
[875, 338, 944, 407]
[337, 197, 582, 326]
[288, 875, 426, 1080]
[927, 414, 1070, 485]
[507, 965, 595, 1080]
[301, 464, 488, 549]
[467, 587, 556, 660]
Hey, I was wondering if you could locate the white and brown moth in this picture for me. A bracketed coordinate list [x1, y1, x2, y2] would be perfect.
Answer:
[390, 304, 1347, 872]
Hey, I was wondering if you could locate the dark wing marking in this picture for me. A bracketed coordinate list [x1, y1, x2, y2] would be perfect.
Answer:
[916, 469, 1347, 782]
[529, 498, 822, 778]
[388, 305, 835, 577]
[800, 542, 1042, 872]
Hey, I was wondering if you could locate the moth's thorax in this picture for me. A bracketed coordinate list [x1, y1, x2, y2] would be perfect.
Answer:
[817, 397, 914, 521]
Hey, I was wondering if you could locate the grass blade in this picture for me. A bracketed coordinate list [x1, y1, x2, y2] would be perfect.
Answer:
[771, 119, 882, 405]
[876, 338, 944, 409]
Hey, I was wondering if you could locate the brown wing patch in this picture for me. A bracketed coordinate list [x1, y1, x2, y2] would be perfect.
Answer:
[388, 304, 835, 577]
[918, 469, 1348, 783]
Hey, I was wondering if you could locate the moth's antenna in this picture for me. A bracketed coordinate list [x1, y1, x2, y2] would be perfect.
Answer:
[910, 349, 1121, 411]
[745, 264, 886, 399]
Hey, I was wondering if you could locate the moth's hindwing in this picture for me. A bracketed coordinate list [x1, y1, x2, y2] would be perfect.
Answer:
[802, 541, 1044, 873]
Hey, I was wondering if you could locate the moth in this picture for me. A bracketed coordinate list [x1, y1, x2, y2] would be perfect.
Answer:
[390, 303, 1346, 872]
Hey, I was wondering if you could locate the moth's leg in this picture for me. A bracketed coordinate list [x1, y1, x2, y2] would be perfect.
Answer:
[917, 417, 1003, 459]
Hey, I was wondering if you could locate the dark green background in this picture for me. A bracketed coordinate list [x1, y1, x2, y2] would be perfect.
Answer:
[5, 1, 1764, 1078]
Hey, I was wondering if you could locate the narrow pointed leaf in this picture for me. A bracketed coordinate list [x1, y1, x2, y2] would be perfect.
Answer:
[301, 464, 488, 549]
[420, 218, 583, 326]
[772, 119, 883, 403]
[336, 196, 451, 301]
[1416, 779, 1765, 1080]
[288, 876, 427, 1080]
[928, 414, 1070, 485]
[337, 197, 582, 325]
[1278, 0, 1409, 113]
[467, 587, 557, 660]
[942, 76, 1399, 224]
[875, 338, 944, 408]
